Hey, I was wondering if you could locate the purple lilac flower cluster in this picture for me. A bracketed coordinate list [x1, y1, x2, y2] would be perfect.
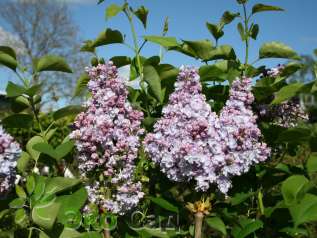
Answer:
[258, 65, 309, 128]
[0, 125, 21, 198]
[262, 64, 285, 78]
[144, 67, 270, 193]
[218, 78, 271, 192]
[70, 62, 144, 215]
[258, 100, 309, 128]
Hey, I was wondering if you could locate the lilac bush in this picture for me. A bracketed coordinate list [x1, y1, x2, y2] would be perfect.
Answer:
[0, 125, 21, 198]
[70, 62, 144, 215]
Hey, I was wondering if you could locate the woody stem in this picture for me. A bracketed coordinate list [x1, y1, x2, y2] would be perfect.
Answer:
[194, 212, 204, 238]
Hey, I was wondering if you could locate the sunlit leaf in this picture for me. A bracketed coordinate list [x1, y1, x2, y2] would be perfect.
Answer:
[259, 42, 299, 59]
[252, 4, 284, 14]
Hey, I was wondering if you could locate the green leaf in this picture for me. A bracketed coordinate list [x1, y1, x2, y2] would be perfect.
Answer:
[39, 231, 50, 238]
[26, 175, 36, 195]
[199, 65, 225, 82]
[14, 209, 27, 226]
[143, 35, 179, 47]
[134, 6, 149, 28]
[35, 55, 72, 73]
[15, 185, 27, 199]
[33, 143, 57, 159]
[230, 192, 255, 206]
[27, 136, 45, 161]
[157, 64, 179, 82]
[143, 65, 163, 103]
[259, 42, 299, 59]
[134, 227, 170, 238]
[182, 40, 214, 60]
[277, 127, 311, 144]
[281, 175, 310, 205]
[0, 46, 17, 59]
[162, 17, 169, 35]
[45, 177, 80, 195]
[206, 22, 224, 41]
[307, 153, 317, 174]
[280, 62, 302, 77]
[97, 0, 105, 4]
[93, 29, 124, 47]
[220, 11, 240, 25]
[279, 227, 308, 237]
[74, 72, 90, 97]
[236, 0, 248, 4]
[0, 48, 17, 70]
[25, 84, 42, 97]
[80, 232, 103, 238]
[59, 228, 81, 238]
[54, 141, 74, 160]
[110, 56, 131, 68]
[6, 82, 26, 97]
[199, 60, 240, 82]
[207, 45, 236, 61]
[237, 23, 245, 41]
[80, 40, 96, 53]
[149, 196, 179, 213]
[105, 4, 123, 20]
[271, 82, 303, 104]
[32, 176, 47, 202]
[11, 95, 30, 113]
[289, 194, 317, 227]
[53, 105, 84, 121]
[32, 201, 60, 230]
[9, 198, 25, 209]
[144, 56, 160, 66]
[252, 4, 284, 14]
[2, 114, 33, 129]
[206, 217, 227, 235]
[250, 24, 259, 40]
[232, 218, 263, 238]
[56, 187, 88, 225]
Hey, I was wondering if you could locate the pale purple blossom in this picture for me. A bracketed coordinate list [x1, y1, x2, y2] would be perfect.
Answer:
[144, 66, 225, 192]
[258, 100, 309, 128]
[144, 67, 270, 194]
[218, 77, 271, 192]
[70, 62, 144, 215]
[262, 64, 285, 78]
[0, 125, 21, 198]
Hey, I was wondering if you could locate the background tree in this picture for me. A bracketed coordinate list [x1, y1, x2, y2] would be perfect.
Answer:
[0, 0, 87, 109]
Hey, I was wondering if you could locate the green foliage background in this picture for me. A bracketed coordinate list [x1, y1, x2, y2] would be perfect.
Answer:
[1, 0, 317, 237]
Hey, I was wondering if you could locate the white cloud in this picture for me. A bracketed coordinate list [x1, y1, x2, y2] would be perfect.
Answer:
[0, 27, 26, 55]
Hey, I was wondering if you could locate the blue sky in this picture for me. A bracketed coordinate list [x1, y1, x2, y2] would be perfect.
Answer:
[69, 0, 317, 65]
[1, 0, 317, 91]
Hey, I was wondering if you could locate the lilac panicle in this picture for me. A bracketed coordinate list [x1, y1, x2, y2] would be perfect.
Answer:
[70, 62, 144, 215]
[144, 68, 270, 194]
[0, 125, 21, 198]
[218, 77, 271, 192]
[144, 66, 225, 192]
